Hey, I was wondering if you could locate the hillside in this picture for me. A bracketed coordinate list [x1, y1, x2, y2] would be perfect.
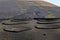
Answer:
[12, 1, 60, 19]
[34, 1, 57, 7]
[0, 0, 60, 19]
